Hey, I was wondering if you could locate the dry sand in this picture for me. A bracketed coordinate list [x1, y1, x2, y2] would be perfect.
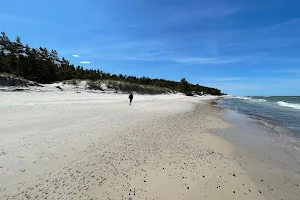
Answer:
[1, 91, 267, 199]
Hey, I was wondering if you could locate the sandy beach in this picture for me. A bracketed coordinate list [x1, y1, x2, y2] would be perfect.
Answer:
[0, 90, 287, 199]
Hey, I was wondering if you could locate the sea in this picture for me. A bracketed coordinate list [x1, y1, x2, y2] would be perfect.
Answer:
[219, 96, 300, 136]
[217, 96, 300, 166]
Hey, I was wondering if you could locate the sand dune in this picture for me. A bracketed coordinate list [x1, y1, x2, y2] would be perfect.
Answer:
[0, 91, 266, 199]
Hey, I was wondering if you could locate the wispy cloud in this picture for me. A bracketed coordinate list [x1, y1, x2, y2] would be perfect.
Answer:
[204, 77, 248, 82]
[261, 18, 300, 33]
[72, 54, 79, 58]
[137, 50, 171, 58]
[125, 49, 171, 60]
[163, 2, 241, 24]
[173, 56, 243, 64]
[80, 61, 91, 64]
[271, 69, 300, 74]
[0, 13, 33, 23]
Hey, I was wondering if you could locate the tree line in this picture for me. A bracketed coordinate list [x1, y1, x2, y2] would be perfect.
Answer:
[0, 32, 222, 95]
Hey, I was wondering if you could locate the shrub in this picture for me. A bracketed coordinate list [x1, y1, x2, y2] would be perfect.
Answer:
[0, 73, 29, 87]
[63, 79, 80, 86]
[185, 91, 194, 96]
[105, 80, 172, 94]
[87, 80, 104, 91]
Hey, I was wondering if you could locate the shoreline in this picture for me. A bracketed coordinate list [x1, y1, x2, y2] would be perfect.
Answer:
[219, 96, 300, 138]
[214, 105, 300, 200]
[0, 92, 269, 199]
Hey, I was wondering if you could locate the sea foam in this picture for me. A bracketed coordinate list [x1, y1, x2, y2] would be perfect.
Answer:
[277, 101, 300, 110]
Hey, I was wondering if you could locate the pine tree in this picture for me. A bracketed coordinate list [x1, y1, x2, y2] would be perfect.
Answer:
[178, 78, 190, 94]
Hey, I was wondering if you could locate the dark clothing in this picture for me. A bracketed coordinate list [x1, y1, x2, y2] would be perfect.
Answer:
[129, 94, 133, 104]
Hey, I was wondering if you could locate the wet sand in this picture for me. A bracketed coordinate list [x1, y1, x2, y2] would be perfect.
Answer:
[215, 110, 300, 200]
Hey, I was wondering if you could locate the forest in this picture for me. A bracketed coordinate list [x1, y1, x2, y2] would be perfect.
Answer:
[0, 32, 222, 95]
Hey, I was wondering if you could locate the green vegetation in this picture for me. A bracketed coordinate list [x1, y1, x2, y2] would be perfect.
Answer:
[105, 80, 172, 94]
[0, 32, 223, 95]
[178, 78, 190, 95]
[71, 80, 171, 94]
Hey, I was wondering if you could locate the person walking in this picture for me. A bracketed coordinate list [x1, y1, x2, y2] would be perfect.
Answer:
[129, 92, 133, 105]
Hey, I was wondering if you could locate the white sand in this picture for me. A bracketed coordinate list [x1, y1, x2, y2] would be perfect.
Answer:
[0, 90, 266, 200]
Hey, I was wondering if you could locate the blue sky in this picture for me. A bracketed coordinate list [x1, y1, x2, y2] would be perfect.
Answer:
[1, 0, 300, 95]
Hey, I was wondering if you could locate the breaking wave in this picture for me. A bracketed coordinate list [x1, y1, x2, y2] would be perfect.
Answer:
[277, 101, 300, 110]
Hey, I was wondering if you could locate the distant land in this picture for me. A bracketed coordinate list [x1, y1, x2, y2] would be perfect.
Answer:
[0, 32, 223, 96]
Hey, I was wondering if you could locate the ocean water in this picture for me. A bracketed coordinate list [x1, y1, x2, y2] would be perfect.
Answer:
[219, 96, 300, 136]
[217, 96, 300, 165]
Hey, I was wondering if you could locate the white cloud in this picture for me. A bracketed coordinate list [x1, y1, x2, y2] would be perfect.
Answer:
[80, 61, 91, 64]
[72, 54, 79, 58]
